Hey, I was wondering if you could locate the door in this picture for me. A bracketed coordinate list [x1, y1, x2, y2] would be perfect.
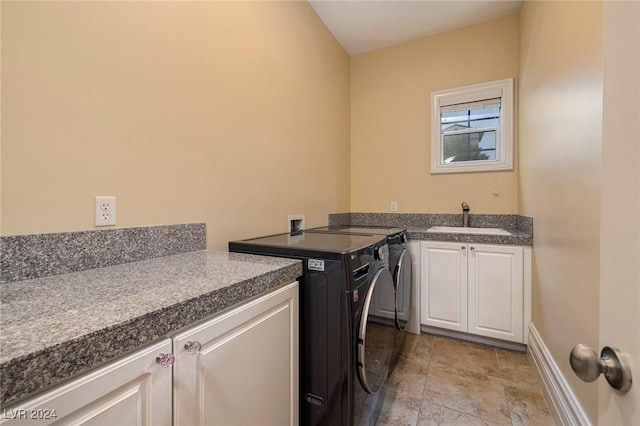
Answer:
[467, 244, 523, 343]
[420, 241, 467, 332]
[394, 248, 412, 330]
[370, 246, 413, 329]
[357, 268, 395, 394]
[598, 1, 640, 423]
[172, 282, 299, 426]
[406, 240, 421, 334]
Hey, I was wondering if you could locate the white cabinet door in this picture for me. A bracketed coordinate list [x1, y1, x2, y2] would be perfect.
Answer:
[467, 244, 524, 343]
[1, 339, 173, 426]
[173, 282, 299, 426]
[420, 241, 467, 332]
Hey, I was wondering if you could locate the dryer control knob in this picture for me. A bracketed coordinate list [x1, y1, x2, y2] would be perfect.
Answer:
[376, 247, 385, 261]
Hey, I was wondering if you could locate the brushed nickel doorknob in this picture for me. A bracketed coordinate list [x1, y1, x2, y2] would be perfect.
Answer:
[570, 344, 632, 393]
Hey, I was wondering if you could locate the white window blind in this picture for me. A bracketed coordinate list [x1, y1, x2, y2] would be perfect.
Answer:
[440, 98, 502, 114]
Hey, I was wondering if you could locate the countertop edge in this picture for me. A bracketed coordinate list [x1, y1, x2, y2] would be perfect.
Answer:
[406, 228, 533, 246]
[0, 259, 302, 408]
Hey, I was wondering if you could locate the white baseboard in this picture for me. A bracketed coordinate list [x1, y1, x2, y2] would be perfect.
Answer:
[527, 323, 591, 426]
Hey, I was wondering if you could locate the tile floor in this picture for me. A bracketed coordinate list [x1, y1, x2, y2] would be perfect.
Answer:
[375, 333, 554, 426]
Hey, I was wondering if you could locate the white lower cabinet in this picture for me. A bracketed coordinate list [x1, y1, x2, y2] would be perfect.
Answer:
[1, 282, 299, 426]
[421, 242, 526, 343]
[1, 339, 173, 426]
[173, 281, 299, 426]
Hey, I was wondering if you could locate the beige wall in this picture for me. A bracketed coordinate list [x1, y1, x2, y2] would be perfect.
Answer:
[1, 1, 350, 248]
[518, 1, 602, 421]
[350, 15, 519, 215]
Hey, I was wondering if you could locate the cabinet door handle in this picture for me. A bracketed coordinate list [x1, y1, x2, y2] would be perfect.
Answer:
[156, 353, 176, 368]
[461, 246, 466, 251]
[470, 247, 475, 251]
[184, 341, 202, 355]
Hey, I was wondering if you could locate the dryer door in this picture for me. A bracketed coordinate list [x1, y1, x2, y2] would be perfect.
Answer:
[394, 248, 413, 331]
[357, 267, 395, 394]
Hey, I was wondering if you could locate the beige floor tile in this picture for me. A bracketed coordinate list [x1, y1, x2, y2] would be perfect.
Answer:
[423, 358, 511, 425]
[389, 332, 434, 377]
[417, 402, 504, 426]
[504, 383, 553, 426]
[495, 348, 530, 371]
[430, 336, 502, 380]
[375, 382, 421, 426]
[386, 363, 427, 411]
[372, 333, 552, 426]
[495, 348, 540, 387]
[375, 342, 429, 426]
[403, 333, 435, 358]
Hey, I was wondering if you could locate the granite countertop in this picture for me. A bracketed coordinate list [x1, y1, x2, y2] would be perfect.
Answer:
[328, 213, 533, 246]
[406, 227, 533, 246]
[0, 250, 302, 407]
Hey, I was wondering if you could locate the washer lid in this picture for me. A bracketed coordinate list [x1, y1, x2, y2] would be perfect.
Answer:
[229, 231, 386, 259]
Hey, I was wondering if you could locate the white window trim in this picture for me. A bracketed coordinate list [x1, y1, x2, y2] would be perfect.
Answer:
[431, 78, 514, 174]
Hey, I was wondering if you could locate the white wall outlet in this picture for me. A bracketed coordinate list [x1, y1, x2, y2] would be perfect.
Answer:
[95, 196, 116, 226]
[390, 201, 398, 212]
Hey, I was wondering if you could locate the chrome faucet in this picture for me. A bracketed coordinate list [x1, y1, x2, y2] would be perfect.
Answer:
[462, 202, 470, 227]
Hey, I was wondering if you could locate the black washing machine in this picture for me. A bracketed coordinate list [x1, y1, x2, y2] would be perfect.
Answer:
[229, 231, 396, 426]
[306, 226, 413, 332]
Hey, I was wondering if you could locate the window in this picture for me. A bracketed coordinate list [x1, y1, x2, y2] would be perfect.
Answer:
[431, 79, 513, 174]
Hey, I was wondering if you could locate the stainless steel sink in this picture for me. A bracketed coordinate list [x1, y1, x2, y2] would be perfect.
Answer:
[426, 226, 511, 236]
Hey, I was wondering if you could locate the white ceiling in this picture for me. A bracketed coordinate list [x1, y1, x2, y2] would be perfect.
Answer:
[308, 0, 522, 56]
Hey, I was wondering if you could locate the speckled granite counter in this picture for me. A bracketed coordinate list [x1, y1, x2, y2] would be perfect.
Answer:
[405, 227, 532, 245]
[0, 250, 302, 407]
[329, 213, 533, 246]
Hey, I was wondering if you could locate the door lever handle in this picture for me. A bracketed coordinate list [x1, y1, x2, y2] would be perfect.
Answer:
[569, 344, 632, 393]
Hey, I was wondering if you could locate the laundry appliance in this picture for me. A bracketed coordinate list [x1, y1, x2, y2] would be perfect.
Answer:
[229, 231, 396, 426]
[306, 226, 412, 332]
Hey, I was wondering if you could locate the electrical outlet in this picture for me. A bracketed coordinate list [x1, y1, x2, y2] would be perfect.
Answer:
[95, 196, 116, 226]
[390, 201, 398, 212]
